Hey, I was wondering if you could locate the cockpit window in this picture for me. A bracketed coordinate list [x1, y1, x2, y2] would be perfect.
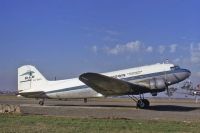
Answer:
[170, 66, 180, 70]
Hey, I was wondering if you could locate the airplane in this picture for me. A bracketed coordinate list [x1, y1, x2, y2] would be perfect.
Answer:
[193, 84, 200, 97]
[17, 63, 191, 109]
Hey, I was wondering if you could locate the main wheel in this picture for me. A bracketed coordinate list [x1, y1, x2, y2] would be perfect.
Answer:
[143, 99, 150, 107]
[137, 99, 150, 109]
[137, 99, 145, 109]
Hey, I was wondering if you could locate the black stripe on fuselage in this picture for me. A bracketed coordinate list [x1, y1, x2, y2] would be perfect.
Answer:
[46, 85, 88, 94]
[45, 69, 188, 94]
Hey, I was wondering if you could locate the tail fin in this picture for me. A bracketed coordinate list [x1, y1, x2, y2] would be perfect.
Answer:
[18, 65, 47, 92]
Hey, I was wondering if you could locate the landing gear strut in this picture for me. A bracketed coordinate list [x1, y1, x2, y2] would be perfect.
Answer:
[39, 99, 45, 106]
[128, 93, 150, 109]
[84, 98, 87, 103]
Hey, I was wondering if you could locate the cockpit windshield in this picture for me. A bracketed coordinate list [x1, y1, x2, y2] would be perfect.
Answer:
[170, 65, 180, 70]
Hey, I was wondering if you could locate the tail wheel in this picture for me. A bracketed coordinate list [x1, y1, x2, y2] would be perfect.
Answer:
[39, 100, 44, 106]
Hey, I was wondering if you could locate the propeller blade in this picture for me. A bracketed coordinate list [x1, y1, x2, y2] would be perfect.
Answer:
[166, 87, 171, 97]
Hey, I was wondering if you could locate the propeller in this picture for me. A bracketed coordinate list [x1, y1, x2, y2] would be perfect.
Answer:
[166, 86, 171, 97]
[164, 70, 177, 97]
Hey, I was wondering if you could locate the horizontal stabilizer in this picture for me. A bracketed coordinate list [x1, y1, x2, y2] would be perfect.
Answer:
[19, 91, 46, 98]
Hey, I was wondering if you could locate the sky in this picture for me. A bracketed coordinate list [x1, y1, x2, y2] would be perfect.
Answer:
[0, 0, 200, 92]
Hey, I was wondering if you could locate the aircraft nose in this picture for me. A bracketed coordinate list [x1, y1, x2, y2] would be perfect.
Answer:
[183, 69, 191, 78]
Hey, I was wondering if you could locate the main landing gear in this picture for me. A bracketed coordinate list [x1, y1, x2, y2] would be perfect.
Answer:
[128, 94, 150, 109]
[39, 99, 45, 106]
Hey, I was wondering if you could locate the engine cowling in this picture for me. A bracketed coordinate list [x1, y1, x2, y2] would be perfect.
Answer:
[149, 78, 166, 90]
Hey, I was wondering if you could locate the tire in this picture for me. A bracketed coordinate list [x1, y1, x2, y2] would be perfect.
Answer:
[39, 101, 44, 106]
[137, 99, 150, 109]
[143, 99, 150, 107]
[137, 99, 146, 109]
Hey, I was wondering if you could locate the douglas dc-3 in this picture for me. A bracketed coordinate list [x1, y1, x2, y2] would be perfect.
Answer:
[18, 63, 191, 109]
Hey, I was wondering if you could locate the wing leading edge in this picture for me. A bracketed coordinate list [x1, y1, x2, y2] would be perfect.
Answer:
[79, 73, 150, 96]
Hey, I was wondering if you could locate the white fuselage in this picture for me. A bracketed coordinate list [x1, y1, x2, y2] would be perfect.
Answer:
[18, 63, 191, 99]
[35, 63, 173, 99]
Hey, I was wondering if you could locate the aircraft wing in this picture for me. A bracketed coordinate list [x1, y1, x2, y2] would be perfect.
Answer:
[79, 73, 150, 96]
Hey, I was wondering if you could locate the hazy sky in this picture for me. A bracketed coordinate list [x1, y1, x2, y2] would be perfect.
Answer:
[0, 0, 200, 91]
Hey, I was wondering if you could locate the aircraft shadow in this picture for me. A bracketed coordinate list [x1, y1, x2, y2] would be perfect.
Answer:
[147, 105, 200, 112]
[49, 104, 135, 108]
[48, 104, 200, 112]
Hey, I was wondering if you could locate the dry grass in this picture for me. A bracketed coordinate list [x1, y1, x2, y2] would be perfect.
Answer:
[0, 114, 200, 133]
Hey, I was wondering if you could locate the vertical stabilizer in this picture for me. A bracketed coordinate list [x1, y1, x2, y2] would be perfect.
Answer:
[18, 65, 47, 92]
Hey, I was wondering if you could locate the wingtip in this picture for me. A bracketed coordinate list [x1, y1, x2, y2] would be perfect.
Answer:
[79, 72, 97, 82]
[79, 73, 89, 82]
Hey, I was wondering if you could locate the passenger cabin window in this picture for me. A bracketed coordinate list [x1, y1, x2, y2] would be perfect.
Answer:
[170, 66, 180, 70]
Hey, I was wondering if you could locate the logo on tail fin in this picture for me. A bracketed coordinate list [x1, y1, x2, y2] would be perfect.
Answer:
[20, 71, 35, 82]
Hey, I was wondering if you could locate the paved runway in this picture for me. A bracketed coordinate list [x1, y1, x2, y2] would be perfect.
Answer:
[0, 95, 200, 121]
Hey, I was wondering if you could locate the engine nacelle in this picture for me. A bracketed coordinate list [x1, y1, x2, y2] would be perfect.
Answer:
[149, 78, 166, 90]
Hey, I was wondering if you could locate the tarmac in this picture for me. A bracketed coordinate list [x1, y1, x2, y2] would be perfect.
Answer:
[0, 95, 200, 121]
